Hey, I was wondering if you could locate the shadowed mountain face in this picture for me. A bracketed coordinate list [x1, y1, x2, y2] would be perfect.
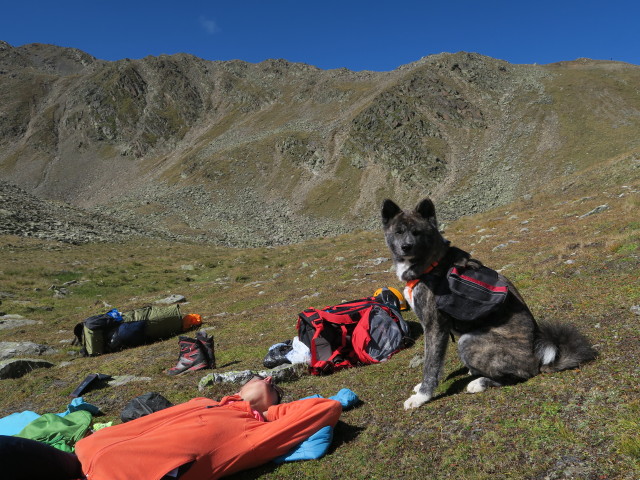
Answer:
[1, 40, 640, 246]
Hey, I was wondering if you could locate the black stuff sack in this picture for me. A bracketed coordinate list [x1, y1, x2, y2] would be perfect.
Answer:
[435, 265, 509, 321]
[121, 392, 174, 423]
[263, 340, 293, 368]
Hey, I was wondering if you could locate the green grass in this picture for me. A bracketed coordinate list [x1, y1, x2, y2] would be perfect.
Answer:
[1, 164, 639, 479]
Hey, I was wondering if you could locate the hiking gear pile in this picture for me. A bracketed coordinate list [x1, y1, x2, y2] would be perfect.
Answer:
[74, 304, 202, 356]
[166, 331, 216, 375]
[296, 288, 412, 375]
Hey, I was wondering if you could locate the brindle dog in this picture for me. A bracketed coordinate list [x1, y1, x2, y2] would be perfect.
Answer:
[382, 198, 596, 410]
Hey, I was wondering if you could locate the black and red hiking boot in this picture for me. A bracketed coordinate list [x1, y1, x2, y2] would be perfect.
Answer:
[195, 331, 216, 370]
[166, 336, 209, 375]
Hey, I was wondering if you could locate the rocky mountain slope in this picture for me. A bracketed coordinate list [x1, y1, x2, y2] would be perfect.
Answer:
[1, 41, 640, 246]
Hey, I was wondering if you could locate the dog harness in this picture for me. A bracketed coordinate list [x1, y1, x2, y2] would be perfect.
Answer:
[404, 261, 439, 306]
[403, 248, 509, 323]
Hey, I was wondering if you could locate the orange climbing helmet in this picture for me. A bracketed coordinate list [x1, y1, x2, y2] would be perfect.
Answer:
[373, 286, 408, 311]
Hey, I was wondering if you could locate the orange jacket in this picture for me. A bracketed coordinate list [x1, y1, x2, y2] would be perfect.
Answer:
[75, 395, 342, 480]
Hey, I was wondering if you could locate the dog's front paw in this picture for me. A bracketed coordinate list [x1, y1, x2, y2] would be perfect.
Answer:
[403, 392, 431, 410]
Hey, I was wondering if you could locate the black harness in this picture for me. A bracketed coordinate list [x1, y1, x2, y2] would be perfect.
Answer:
[406, 247, 509, 332]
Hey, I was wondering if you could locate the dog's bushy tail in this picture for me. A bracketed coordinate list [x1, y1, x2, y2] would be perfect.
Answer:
[534, 321, 597, 373]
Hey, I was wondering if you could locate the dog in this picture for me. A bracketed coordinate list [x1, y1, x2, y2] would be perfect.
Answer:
[381, 198, 597, 409]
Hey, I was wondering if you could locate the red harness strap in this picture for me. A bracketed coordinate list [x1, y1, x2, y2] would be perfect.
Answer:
[404, 261, 439, 304]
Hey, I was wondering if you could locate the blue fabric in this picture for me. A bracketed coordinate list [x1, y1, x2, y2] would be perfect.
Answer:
[300, 389, 359, 409]
[0, 412, 41, 436]
[110, 320, 146, 348]
[298, 394, 322, 401]
[273, 426, 333, 464]
[59, 397, 101, 417]
[273, 389, 359, 464]
[0, 397, 100, 435]
[106, 309, 123, 322]
[328, 388, 359, 410]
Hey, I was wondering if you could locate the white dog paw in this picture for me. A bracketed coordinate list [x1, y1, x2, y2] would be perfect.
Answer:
[466, 378, 488, 394]
[403, 392, 431, 410]
[413, 382, 423, 393]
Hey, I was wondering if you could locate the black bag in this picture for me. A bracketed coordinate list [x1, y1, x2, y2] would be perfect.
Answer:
[120, 392, 174, 423]
[435, 266, 509, 321]
[263, 340, 293, 368]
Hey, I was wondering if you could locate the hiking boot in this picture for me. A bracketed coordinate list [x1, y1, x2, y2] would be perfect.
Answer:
[166, 336, 209, 375]
[195, 331, 216, 369]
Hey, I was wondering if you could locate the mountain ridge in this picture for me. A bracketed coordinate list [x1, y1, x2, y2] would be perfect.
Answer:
[1, 41, 639, 246]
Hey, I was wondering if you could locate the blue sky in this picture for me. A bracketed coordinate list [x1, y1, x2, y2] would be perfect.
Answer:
[2, 1, 638, 71]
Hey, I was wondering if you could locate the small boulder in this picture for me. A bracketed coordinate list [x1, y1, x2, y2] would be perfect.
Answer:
[0, 341, 57, 360]
[579, 204, 609, 219]
[155, 294, 187, 305]
[0, 314, 40, 330]
[0, 358, 54, 379]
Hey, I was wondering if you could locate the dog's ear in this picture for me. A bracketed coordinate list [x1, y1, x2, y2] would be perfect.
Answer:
[381, 199, 402, 226]
[414, 198, 437, 222]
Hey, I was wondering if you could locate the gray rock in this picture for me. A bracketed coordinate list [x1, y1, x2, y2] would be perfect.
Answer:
[579, 204, 609, 218]
[0, 341, 57, 360]
[155, 294, 187, 304]
[0, 315, 40, 330]
[370, 257, 390, 266]
[198, 363, 307, 391]
[631, 305, 640, 316]
[0, 358, 54, 379]
[107, 375, 152, 387]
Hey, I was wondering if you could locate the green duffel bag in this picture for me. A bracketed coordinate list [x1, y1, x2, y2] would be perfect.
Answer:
[75, 304, 184, 356]
[120, 304, 184, 339]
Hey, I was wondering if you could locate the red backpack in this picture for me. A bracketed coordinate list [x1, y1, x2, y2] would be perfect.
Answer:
[296, 295, 411, 375]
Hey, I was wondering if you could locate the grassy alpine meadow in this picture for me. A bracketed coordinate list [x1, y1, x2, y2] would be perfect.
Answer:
[0, 158, 638, 479]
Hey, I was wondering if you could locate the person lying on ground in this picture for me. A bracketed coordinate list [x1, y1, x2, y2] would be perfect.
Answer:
[0, 375, 343, 480]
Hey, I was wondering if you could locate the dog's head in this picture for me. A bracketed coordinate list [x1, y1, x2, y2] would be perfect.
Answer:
[381, 198, 448, 281]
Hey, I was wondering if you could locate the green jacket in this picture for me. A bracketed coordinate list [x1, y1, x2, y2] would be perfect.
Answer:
[15, 409, 92, 452]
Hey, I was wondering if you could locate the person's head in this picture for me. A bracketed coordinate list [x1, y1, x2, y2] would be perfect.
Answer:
[238, 375, 284, 414]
